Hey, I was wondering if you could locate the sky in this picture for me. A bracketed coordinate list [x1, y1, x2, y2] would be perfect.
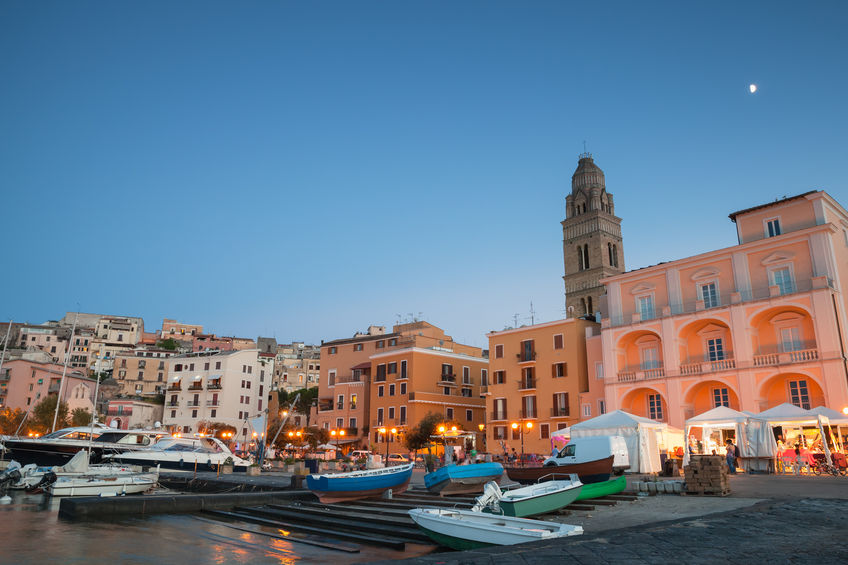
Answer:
[1, 1, 847, 348]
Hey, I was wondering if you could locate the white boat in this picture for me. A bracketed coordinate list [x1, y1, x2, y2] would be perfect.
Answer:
[103, 436, 251, 472]
[11, 450, 142, 491]
[471, 476, 583, 517]
[408, 507, 583, 550]
[46, 468, 159, 497]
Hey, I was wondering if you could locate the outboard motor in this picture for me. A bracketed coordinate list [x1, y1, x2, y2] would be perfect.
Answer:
[0, 463, 23, 497]
[471, 481, 503, 513]
[26, 471, 57, 493]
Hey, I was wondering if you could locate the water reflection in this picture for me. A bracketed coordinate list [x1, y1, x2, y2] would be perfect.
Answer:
[0, 491, 434, 564]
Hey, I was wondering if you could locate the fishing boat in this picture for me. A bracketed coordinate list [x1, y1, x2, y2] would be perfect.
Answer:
[505, 455, 614, 485]
[473, 476, 583, 518]
[103, 436, 250, 472]
[306, 462, 414, 503]
[424, 462, 504, 496]
[575, 474, 627, 501]
[45, 467, 159, 497]
[408, 507, 583, 550]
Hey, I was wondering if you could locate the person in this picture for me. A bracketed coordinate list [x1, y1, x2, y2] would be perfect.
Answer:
[794, 443, 802, 475]
[725, 439, 737, 474]
[508, 448, 517, 463]
[551, 446, 559, 458]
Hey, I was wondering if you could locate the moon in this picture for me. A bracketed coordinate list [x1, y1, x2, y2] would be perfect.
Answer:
[749, 84, 757, 94]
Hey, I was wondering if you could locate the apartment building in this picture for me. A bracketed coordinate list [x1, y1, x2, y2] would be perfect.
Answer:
[161, 319, 204, 338]
[274, 342, 321, 393]
[0, 359, 95, 414]
[162, 349, 265, 441]
[89, 316, 144, 375]
[599, 190, 848, 428]
[487, 317, 598, 456]
[316, 322, 487, 453]
[104, 399, 164, 430]
[17, 325, 70, 364]
[113, 347, 178, 397]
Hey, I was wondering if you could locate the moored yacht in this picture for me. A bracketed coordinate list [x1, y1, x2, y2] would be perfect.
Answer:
[103, 436, 251, 472]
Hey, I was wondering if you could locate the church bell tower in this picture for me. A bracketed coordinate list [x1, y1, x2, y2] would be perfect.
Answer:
[562, 153, 625, 318]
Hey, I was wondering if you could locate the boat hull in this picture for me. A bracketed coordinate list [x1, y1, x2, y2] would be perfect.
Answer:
[505, 455, 614, 485]
[46, 475, 158, 497]
[424, 463, 504, 496]
[498, 482, 583, 517]
[306, 463, 414, 503]
[408, 507, 582, 550]
[104, 455, 248, 473]
[1, 441, 112, 467]
[575, 475, 627, 501]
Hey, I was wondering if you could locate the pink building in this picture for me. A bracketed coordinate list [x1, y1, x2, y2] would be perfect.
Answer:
[600, 191, 848, 428]
[0, 359, 96, 414]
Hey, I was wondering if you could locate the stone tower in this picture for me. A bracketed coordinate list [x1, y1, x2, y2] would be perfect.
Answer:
[562, 153, 625, 318]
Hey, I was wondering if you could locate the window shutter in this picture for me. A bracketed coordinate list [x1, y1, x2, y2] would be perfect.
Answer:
[563, 363, 567, 376]
[551, 364, 556, 378]
[564, 393, 570, 416]
[552, 393, 557, 415]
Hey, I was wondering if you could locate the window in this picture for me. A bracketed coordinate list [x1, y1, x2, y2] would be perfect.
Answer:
[389, 384, 395, 396]
[495, 344, 504, 359]
[387, 362, 397, 374]
[354, 344, 363, 352]
[388, 338, 397, 346]
[706, 338, 725, 361]
[337, 394, 344, 409]
[466, 409, 473, 422]
[377, 408, 384, 424]
[553, 393, 569, 417]
[765, 217, 781, 238]
[376, 340, 384, 349]
[712, 387, 730, 408]
[443, 386, 451, 395]
[780, 327, 802, 352]
[388, 406, 395, 419]
[400, 360, 407, 379]
[204, 362, 209, 370]
[215, 361, 221, 370]
[494, 398, 507, 420]
[400, 382, 407, 395]
[376, 364, 387, 381]
[553, 334, 564, 350]
[700, 282, 719, 309]
[171, 410, 176, 418]
[770, 266, 795, 295]
[789, 380, 811, 409]
[350, 417, 357, 428]
[191, 409, 197, 418]
[552, 363, 566, 378]
[446, 407, 454, 420]
[494, 426, 506, 440]
[441, 364, 453, 377]
[595, 362, 604, 380]
[350, 394, 357, 409]
[328, 370, 336, 387]
[522, 395, 537, 418]
[336, 418, 344, 428]
[582, 404, 591, 417]
[493, 371, 505, 384]
[399, 406, 406, 424]
[636, 294, 655, 320]
[329, 347, 337, 354]
[640, 346, 660, 370]
[648, 394, 663, 420]
[463, 366, 471, 384]
[481, 369, 488, 386]
[521, 340, 534, 362]
[378, 385, 384, 397]
[512, 426, 520, 440]
[598, 399, 606, 415]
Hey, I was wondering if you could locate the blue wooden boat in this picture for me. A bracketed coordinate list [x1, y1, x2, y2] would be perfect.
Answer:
[306, 462, 414, 503]
[424, 462, 504, 496]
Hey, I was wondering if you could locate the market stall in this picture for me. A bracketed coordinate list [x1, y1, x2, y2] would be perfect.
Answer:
[808, 406, 848, 454]
[683, 406, 777, 472]
[551, 410, 683, 473]
[757, 403, 833, 471]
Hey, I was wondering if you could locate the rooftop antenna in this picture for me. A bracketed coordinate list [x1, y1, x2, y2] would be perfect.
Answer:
[529, 301, 536, 325]
[513, 313, 520, 328]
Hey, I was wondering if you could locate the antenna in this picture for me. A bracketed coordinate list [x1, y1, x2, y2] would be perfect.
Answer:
[513, 313, 520, 328]
[529, 301, 536, 325]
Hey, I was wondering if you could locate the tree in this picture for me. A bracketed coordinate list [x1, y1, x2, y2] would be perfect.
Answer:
[197, 420, 237, 439]
[70, 407, 92, 427]
[0, 407, 26, 435]
[29, 395, 68, 435]
[155, 338, 179, 351]
[404, 412, 443, 452]
[294, 387, 319, 427]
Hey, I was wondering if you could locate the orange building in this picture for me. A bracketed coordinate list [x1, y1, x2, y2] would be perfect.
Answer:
[600, 190, 848, 427]
[487, 318, 598, 456]
[316, 322, 488, 454]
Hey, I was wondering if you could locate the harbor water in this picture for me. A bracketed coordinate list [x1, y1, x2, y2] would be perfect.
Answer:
[0, 491, 432, 564]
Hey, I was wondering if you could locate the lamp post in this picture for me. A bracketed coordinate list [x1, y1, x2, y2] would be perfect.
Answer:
[330, 429, 346, 458]
[378, 427, 397, 464]
[438, 425, 447, 465]
[478, 423, 485, 455]
[510, 421, 534, 467]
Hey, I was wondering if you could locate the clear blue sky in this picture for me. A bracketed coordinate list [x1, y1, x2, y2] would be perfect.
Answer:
[2, 1, 846, 347]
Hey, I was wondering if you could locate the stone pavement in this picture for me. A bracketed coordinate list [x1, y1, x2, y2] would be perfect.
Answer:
[385, 498, 848, 564]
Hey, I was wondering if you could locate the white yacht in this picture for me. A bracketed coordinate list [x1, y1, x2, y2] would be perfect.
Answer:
[103, 436, 251, 472]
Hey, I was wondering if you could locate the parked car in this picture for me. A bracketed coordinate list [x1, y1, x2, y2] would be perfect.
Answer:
[350, 450, 372, 460]
[387, 454, 409, 464]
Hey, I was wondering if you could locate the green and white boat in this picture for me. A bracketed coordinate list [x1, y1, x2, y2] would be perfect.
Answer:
[575, 474, 627, 501]
[473, 477, 583, 518]
[408, 507, 583, 550]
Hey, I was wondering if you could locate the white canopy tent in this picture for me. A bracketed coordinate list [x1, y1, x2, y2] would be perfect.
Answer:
[757, 403, 833, 466]
[551, 410, 683, 473]
[684, 406, 777, 472]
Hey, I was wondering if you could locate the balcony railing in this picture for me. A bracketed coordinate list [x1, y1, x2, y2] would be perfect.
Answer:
[166, 400, 179, 407]
[479, 385, 489, 394]
[517, 378, 536, 390]
[551, 407, 570, 417]
[374, 375, 386, 382]
[617, 367, 666, 383]
[106, 408, 133, 416]
[186, 401, 201, 407]
[317, 403, 334, 412]
[519, 410, 537, 419]
[517, 351, 537, 363]
[188, 384, 203, 391]
[489, 411, 507, 421]
[206, 400, 220, 407]
[679, 358, 736, 376]
[336, 402, 344, 410]
[207, 382, 222, 390]
[167, 384, 182, 391]
[343, 427, 358, 436]
[754, 348, 819, 367]
[336, 374, 362, 384]
[438, 373, 456, 383]
[607, 276, 834, 328]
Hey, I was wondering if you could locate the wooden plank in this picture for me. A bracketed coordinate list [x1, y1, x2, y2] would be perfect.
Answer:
[299, 501, 414, 517]
[267, 503, 417, 527]
[203, 510, 411, 550]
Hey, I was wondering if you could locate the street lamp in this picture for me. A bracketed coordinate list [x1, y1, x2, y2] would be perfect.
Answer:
[438, 425, 447, 465]
[511, 421, 534, 467]
[330, 429, 346, 457]
[378, 427, 397, 464]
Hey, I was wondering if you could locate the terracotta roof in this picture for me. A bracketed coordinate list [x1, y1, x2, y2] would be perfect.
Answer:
[350, 361, 371, 370]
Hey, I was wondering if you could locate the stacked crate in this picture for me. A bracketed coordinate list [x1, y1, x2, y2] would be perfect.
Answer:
[684, 455, 730, 495]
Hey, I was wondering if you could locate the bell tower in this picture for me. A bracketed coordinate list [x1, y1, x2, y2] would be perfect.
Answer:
[562, 153, 625, 318]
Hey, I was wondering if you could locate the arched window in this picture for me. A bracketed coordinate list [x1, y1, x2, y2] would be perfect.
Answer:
[582, 203, 587, 214]
[613, 244, 618, 267]
[608, 243, 613, 265]
[577, 248, 584, 271]
[583, 245, 590, 269]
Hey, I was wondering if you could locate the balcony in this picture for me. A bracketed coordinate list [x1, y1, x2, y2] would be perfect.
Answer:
[317, 402, 334, 412]
[336, 374, 362, 384]
[517, 378, 536, 391]
[519, 410, 537, 419]
[617, 367, 666, 383]
[207, 382, 222, 390]
[336, 402, 344, 410]
[753, 348, 819, 367]
[343, 427, 358, 436]
[106, 408, 133, 416]
[606, 276, 835, 329]
[167, 383, 182, 391]
[166, 400, 179, 407]
[479, 385, 489, 395]
[188, 383, 203, 391]
[186, 401, 201, 407]
[551, 407, 570, 418]
[679, 358, 737, 376]
[206, 399, 220, 407]
[489, 411, 507, 421]
[438, 373, 457, 385]
[517, 351, 537, 363]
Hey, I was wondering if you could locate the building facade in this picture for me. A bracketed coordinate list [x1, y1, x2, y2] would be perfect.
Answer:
[113, 347, 177, 397]
[0, 359, 95, 415]
[487, 318, 598, 456]
[562, 154, 626, 318]
[599, 190, 848, 428]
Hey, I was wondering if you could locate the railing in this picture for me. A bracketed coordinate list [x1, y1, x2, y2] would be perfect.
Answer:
[207, 382, 222, 390]
[616, 367, 665, 383]
[679, 358, 737, 376]
[374, 375, 386, 382]
[166, 400, 178, 407]
[551, 407, 570, 417]
[517, 378, 536, 390]
[343, 427, 358, 436]
[606, 276, 834, 328]
[461, 389, 473, 397]
[188, 384, 203, 390]
[336, 374, 362, 384]
[517, 352, 537, 363]
[438, 374, 456, 383]
[106, 408, 133, 416]
[186, 401, 201, 407]
[336, 402, 344, 409]
[479, 385, 489, 394]
[317, 403, 334, 412]
[167, 384, 181, 391]
[206, 400, 220, 407]
[519, 410, 537, 419]
[753, 348, 819, 367]
[489, 411, 507, 421]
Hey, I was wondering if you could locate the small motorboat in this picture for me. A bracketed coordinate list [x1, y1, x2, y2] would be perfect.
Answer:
[12, 450, 142, 491]
[306, 462, 414, 503]
[45, 467, 159, 497]
[424, 462, 504, 496]
[505, 455, 614, 485]
[408, 507, 583, 550]
[576, 474, 627, 501]
[472, 476, 583, 517]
